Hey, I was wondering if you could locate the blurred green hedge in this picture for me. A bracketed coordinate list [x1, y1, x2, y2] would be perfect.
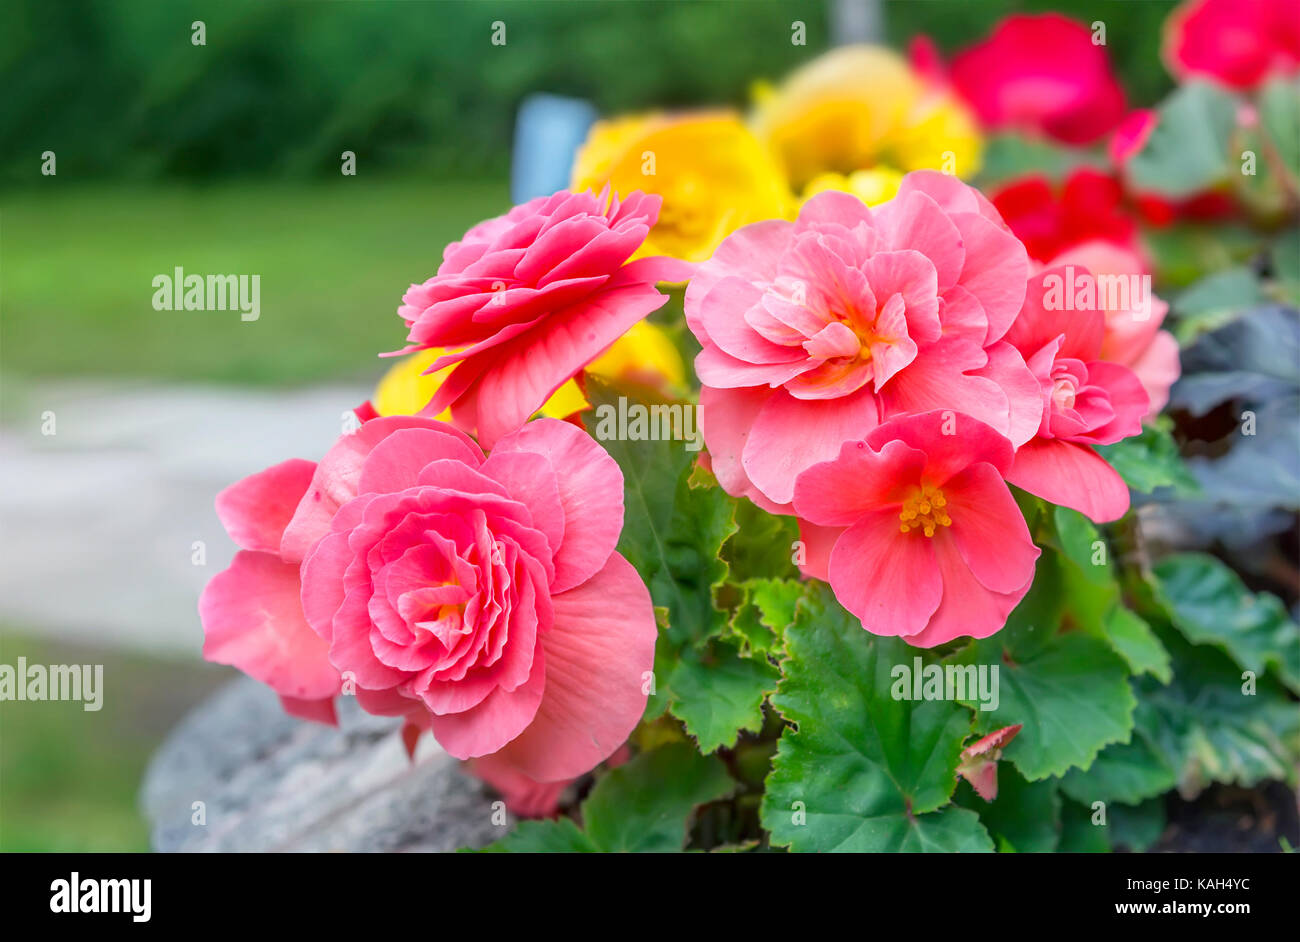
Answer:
[0, 0, 1174, 186]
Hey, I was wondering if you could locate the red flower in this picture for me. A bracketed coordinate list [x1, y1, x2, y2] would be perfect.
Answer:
[990, 169, 1138, 265]
[948, 14, 1127, 145]
[1164, 0, 1300, 90]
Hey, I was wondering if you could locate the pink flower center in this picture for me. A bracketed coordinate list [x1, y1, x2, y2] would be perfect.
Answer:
[898, 483, 952, 537]
[414, 598, 470, 648]
[1051, 374, 1078, 412]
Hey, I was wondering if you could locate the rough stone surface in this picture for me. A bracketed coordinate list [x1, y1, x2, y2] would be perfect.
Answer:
[142, 677, 505, 852]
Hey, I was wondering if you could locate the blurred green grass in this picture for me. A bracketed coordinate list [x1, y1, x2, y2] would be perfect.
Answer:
[0, 631, 230, 851]
[1, 178, 507, 388]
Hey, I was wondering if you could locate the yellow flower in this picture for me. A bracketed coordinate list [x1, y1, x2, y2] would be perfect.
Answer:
[373, 320, 686, 420]
[752, 46, 982, 195]
[802, 168, 905, 207]
[571, 111, 792, 263]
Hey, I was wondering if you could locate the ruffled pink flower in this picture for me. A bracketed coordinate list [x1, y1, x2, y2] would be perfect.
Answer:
[199, 414, 656, 785]
[792, 411, 1040, 647]
[1047, 241, 1180, 417]
[686, 170, 1041, 512]
[1002, 269, 1150, 523]
[1163, 0, 1300, 90]
[393, 189, 692, 447]
[948, 14, 1127, 145]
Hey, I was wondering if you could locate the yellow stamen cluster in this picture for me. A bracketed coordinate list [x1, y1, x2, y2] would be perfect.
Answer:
[898, 483, 952, 537]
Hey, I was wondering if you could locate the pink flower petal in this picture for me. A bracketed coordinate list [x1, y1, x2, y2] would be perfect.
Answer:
[281, 417, 481, 563]
[1077, 360, 1149, 443]
[215, 458, 316, 555]
[950, 211, 1029, 342]
[905, 535, 1031, 647]
[491, 418, 624, 594]
[357, 427, 486, 496]
[685, 220, 793, 340]
[479, 450, 566, 565]
[200, 550, 341, 700]
[793, 438, 927, 526]
[458, 277, 672, 447]
[878, 338, 1020, 446]
[430, 649, 547, 760]
[828, 510, 943, 637]
[945, 463, 1041, 594]
[743, 386, 880, 505]
[279, 694, 338, 727]
[795, 518, 844, 581]
[464, 752, 570, 818]
[1006, 438, 1130, 523]
[895, 170, 1009, 229]
[876, 190, 966, 294]
[480, 553, 655, 782]
[866, 409, 1015, 481]
[1128, 328, 1180, 417]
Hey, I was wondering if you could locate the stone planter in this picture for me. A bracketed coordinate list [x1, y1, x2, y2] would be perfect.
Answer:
[141, 678, 503, 852]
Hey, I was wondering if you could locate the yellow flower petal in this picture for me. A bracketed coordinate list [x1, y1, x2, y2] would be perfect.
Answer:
[752, 45, 983, 190]
[572, 111, 793, 263]
[373, 321, 686, 421]
[373, 348, 453, 419]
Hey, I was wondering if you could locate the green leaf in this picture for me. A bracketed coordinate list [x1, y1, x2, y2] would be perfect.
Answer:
[1059, 705, 1179, 806]
[1260, 76, 1300, 189]
[1103, 607, 1172, 683]
[1058, 799, 1112, 853]
[1152, 553, 1300, 693]
[1051, 506, 1113, 586]
[1149, 635, 1300, 791]
[956, 765, 1061, 853]
[667, 641, 779, 753]
[1270, 227, 1300, 305]
[1127, 81, 1239, 198]
[588, 379, 739, 720]
[1137, 626, 1300, 794]
[723, 498, 801, 583]
[761, 583, 991, 852]
[1095, 417, 1199, 495]
[1171, 265, 1264, 345]
[1147, 223, 1264, 289]
[482, 743, 733, 853]
[975, 133, 1096, 187]
[481, 818, 599, 853]
[947, 616, 1137, 780]
[581, 743, 734, 851]
[1108, 798, 1167, 852]
[726, 577, 804, 657]
[589, 379, 737, 650]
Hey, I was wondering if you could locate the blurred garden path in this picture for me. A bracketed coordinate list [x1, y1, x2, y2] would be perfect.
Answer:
[0, 379, 370, 657]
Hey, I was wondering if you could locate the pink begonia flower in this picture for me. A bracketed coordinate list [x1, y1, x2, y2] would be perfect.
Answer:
[392, 189, 692, 448]
[1047, 241, 1180, 418]
[1002, 269, 1150, 523]
[1163, 0, 1300, 90]
[948, 14, 1127, 145]
[199, 414, 656, 785]
[792, 411, 1040, 647]
[685, 170, 1041, 512]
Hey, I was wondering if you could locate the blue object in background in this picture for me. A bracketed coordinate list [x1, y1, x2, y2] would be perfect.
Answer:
[510, 93, 600, 204]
